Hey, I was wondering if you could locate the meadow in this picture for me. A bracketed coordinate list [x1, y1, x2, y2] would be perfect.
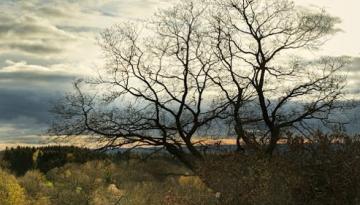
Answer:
[1, 133, 360, 205]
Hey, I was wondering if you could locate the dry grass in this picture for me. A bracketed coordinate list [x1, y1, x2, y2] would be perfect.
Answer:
[1, 133, 360, 204]
[198, 133, 360, 205]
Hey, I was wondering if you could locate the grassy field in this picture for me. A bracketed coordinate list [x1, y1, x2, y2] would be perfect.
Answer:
[1, 134, 360, 205]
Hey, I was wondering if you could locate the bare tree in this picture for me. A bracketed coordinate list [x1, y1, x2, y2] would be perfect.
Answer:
[214, 0, 348, 154]
[50, 0, 348, 165]
[209, 10, 261, 152]
[49, 1, 228, 169]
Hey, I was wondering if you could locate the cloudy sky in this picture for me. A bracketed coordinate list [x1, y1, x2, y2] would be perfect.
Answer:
[0, 0, 359, 144]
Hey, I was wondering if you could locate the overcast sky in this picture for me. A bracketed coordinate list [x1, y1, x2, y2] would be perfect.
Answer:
[0, 0, 359, 144]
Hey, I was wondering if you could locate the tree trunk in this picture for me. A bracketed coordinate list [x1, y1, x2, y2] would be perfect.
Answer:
[184, 139, 204, 159]
[236, 134, 245, 152]
[166, 146, 193, 170]
[266, 128, 280, 155]
[235, 123, 258, 152]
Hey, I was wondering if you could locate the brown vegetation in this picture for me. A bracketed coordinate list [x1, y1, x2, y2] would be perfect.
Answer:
[0, 133, 360, 204]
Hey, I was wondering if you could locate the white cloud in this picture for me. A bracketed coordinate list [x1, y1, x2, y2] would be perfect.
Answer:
[0, 60, 96, 80]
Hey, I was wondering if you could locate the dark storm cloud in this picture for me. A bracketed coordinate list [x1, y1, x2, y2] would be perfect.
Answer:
[0, 66, 77, 122]
[0, 89, 55, 123]
[0, 71, 75, 84]
[0, 66, 77, 141]
[0, 59, 81, 137]
[0, 87, 63, 141]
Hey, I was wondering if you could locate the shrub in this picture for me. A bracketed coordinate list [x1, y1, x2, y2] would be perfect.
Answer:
[199, 133, 360, 205]
[0, 169, 26, 205]
[178, 175, 207, 190]
[198, 154, 301, 205]
[89, 184, 125, 205]
[18, 170, 52, 205]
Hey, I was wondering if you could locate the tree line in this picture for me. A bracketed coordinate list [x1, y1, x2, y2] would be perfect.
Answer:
[1, 146, 107, 175]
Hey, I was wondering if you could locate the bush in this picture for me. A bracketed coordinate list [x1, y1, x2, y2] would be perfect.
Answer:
[18, 170, 52, 205]
[0, 169, 26, 205]
[43, 159, 217, 205]
[89, 184, 125, 205]
[199, 133, 360, 205]
[198, 154, 300, 205]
